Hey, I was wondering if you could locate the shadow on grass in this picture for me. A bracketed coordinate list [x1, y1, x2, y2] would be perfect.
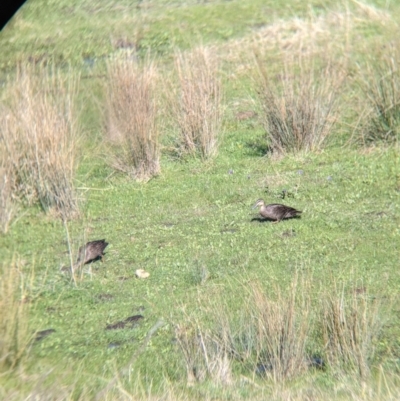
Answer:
[244, 135, 272, 157]
[250, 216, 302, 223]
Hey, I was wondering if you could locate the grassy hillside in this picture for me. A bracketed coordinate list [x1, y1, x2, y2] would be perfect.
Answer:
[1, 0, 400, 400]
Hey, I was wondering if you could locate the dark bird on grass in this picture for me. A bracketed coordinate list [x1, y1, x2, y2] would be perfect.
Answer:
[34, 328, 56, 342]
[105, 315, 144, 330]
[74, 239, 109, 269]
[252, 199, 302, 223]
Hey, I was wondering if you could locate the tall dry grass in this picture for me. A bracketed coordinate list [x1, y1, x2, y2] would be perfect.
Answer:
[175, 277, 385, 386]
[358, 52, 400, 144]
[0, 257, 32, 373]
[0, 65, 80, 220]
[244, 280, 310, 381]
[175, 277, 311, 385]
[169, 47, 222, 158]
[220, 278, 313, 382]
[256, 59, 342, 154]
[320, 286, 382, 378]
[175, 323, 233, 386]
[106, 56, 160, 181]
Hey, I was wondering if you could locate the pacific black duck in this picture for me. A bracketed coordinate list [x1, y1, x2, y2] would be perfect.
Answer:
[74, 239, 109, 269]
[252, 199, 302, 222]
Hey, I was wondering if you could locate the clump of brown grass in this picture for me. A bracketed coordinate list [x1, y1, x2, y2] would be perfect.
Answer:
[174, 276, 385, 388]
[106, 56, 160, 181]
[0, 65, 80, 220]
[0, 257, 32, 373]
[320, 286, 382, 379]
[242, 279, 310, 381]
[169, 46, 222, 158]
[175, 277, 310, 385]
[175, 323, 233, 386]
[256, 59, 342, 154]
[358, 51, 400, 144]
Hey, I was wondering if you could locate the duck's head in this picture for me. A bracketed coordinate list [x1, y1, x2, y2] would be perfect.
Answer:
[252, 199, 265, 209]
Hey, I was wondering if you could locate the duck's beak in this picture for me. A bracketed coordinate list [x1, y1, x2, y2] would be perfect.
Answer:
[252, 203, 259, 209]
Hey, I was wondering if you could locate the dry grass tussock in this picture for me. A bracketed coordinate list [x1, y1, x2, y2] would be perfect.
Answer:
[320, 285, 382, 379]
[242, 280, 310, 381]
[168, 46, 222, 158]
[356, 49, 400, 144]
[256, 59, 343, 154]
[0, 65, 80, 220]
[175, 277, 311, 385]
[0, 257, 32, 374]
[175, 323, 233, 386]
[175, 277, 385, 387]
[106, 56, 160, 181]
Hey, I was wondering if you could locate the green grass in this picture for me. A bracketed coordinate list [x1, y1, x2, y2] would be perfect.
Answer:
[2, 143, 399, 397]
[0, 0, 342, 71]
[1, 0, 400, 399]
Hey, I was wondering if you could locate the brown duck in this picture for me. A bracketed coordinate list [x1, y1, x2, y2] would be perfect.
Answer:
[74, 239, 109, 269]
[252, 199, 302, 222]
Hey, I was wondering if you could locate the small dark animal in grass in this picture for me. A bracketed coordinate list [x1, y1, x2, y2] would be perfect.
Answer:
[105, 315, 144, 330]
[252, 199, 302, 223]
[34, 328, 56, 342]
[307, 356, 325, 370]
[74, 239, 109, 269]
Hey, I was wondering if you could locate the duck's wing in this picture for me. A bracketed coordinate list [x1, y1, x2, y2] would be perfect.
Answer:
[94, 239, 108, 256]
[79, 240, 107, 263]
[92, 240, 109, 255]
[98, 240, 109, 254]
[267, 204, 301, 219]
[280, 205, 302, 219]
